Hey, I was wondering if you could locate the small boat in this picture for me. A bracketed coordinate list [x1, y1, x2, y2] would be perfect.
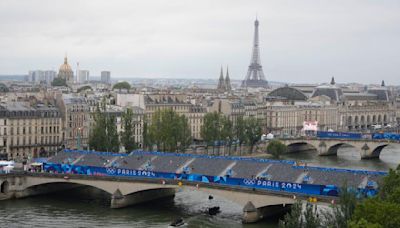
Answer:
[168, 217, 187, 227]
[207, 206, 221, 216]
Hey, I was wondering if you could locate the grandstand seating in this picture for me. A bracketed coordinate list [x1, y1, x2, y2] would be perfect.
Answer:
[267, 163, 304, 182]
[113, 154, 153, 170]
[151, 155, 191, 173]
[189, 157, 233, 176]
[74, 153, 110, 167]
[231, 161, 269, 178]
[46, 150, 386, 188]
[47, 152, 82, 164]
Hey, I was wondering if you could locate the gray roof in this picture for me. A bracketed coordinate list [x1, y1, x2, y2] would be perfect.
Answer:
[268, 86, 308, 101]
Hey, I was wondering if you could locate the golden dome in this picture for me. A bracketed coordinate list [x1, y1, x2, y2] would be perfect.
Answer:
[59, 56, 73, 73]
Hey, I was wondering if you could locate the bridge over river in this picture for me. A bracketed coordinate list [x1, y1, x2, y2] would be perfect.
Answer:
[279, 138, 400, 159]
[0, 150, 387, 223]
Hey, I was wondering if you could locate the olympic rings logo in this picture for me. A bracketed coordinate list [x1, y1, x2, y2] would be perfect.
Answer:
[243, 179, 256, 185]
[106, 168, 116, 175]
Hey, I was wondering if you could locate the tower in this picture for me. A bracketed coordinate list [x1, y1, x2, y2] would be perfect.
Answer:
[241, 18, 268, 88]
[330, 76, 335, 85]
[225, 66, 232, 92]
[217, 66, 226, 91]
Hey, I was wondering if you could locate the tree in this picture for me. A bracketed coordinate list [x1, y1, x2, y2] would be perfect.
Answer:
[106, 114, 120, 152]
[120, 108, 138, 152]
[148, 109, 192, 152]
[89, 104, 108, 151]
[51, 77, 67, 86]
[266, 140, 287, 159]
[112, 81, 131, 91]
[177, 115, 192, 152]
[77, 85, 92, 93]
[234, 116, 246, 154]
[201, 112, 220, 154]
[142, 116, 151, 150]
[200, 112, 232, 155]
[88, 101, 120, 152]
[349, 165, 400, 227]
[323, 185, 357, 228]
[279, 201, 303, 228]
[244, 117, 262, 154]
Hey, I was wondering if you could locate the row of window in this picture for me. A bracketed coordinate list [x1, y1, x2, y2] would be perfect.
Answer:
[1, 118, 61, 125]
[2, 126, 61, 135]
[5, 135, 61, 146]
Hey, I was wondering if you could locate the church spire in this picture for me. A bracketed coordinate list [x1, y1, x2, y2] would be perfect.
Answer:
[330, 76, 335, 85]
[225, 66, 232, 92]
[217, 66, 226, 91]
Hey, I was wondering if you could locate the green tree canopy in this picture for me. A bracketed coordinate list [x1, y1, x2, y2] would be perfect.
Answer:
[147, 109, 192, 152]
[120, 108, 138, 152]
[77, 85, 93, 93]
[243, 116, 262, 153]
[350, 165, 400, 227]
[88, 101, 120, 152]
[200, 112, 233, 155]
[266, 140, 287, 159]
[112, 81, 131, 91]
[51, 77, 67, 86]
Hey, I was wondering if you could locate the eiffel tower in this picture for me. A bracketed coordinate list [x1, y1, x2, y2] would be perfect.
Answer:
[241, 18, 269, 88]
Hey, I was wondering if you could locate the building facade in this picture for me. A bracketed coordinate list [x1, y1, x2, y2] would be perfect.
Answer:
[101, 71, 111, 84]
[0, 102, 62, 160]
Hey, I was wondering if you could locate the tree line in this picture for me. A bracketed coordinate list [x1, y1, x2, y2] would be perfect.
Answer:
[89, 108, 264, 154]
[88, 102, 139, 152]
[280, 165, 400, 227]
[200, 112, 262, 155]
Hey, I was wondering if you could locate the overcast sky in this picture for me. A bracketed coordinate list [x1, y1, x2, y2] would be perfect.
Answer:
[0, 0, 399, 84]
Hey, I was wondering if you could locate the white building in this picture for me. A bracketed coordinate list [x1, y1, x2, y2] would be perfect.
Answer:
[28, 70, 56, 85]
[101, 71, 111, 84]
[78, 70, 90, 84]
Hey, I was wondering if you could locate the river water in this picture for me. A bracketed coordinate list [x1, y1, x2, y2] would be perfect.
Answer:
[1, 147, 399, 228]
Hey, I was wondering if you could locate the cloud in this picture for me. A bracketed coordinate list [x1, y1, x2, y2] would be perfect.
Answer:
[0, 0, 399, 84]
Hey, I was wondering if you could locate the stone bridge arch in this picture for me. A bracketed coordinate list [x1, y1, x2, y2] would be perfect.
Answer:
[16, 176, 177, 208]
[323, 142, 356, 157]
[366, 144, 390, 159]
[184, 186, 293, 223]
[283, 141, 319, 154]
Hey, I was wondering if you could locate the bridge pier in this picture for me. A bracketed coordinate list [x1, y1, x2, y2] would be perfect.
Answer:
[242, 201, 291, 223]
[110, 188, 176, 209]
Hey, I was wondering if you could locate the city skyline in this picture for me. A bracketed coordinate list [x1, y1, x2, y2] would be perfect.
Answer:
[0, 0, 400, 84]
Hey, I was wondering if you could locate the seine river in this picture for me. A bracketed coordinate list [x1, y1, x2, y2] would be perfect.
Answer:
[1, 146, 399, 228]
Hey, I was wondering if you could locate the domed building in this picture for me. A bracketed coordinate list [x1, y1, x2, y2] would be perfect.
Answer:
[58, 56, 74, 84]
